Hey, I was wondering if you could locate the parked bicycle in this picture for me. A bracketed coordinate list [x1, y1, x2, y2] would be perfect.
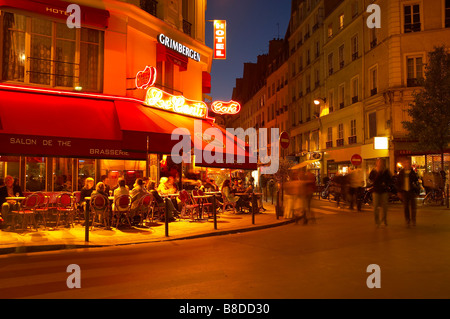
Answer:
[423, 187, 445, 206]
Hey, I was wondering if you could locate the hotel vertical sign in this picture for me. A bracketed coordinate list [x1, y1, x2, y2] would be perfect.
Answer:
[213, 20, 226, 59]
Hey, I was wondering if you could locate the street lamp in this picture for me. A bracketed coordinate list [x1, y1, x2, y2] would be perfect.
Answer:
[314, 98, 326, 105]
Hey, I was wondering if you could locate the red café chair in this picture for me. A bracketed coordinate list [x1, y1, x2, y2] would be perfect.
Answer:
[72, 191, 82, 222]
[90, 194, 110, 230]
[56, 193, 75, 228]
[32, 191, 49, 229]
[179, 190, 199, 220]
[135, 193, 153, 226]
[13, 193, 40, 231]
[113, 195, 132, 228]
[198, 190, 213, 218]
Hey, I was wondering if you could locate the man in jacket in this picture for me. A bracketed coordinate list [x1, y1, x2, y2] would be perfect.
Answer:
[396, 158, 419, 227]
[0, 175, 23, 228]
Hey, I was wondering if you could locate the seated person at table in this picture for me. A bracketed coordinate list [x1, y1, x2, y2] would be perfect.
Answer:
[221, 179, 244, 210]
[148, 181, 179, 221]
[195, 180, 205, 192]
[112, 178, 129, 211]
[80, 177, 95, 213]
[90, 182, 110, 224]
[157, 177, 169, 195]
[130, 178, 148, 214]
[0, 175, 23, 228]
[204, 178, 218, 191]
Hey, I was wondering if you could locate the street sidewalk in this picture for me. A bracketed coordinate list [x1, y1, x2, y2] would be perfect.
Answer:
[0, 202, 293, 255]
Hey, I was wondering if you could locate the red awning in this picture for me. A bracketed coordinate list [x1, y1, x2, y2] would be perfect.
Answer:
[0, 0, 110, 29]
[0, 86, 142, 159]
[115, 101, 257, 169]
[115, 100, 189, 154]
[156, 43, 188, 72]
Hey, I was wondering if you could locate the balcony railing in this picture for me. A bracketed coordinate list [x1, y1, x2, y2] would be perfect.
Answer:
[371, 88, 378, 96]
[352, 52, 358, 61]
[404, 23, 421, 33]
[348, 136, 357, 144]
[326, 141, 333, 149]
[407, 78, 422, 87]
[352, 96, 358, 104]
[336, 138, 344, 147]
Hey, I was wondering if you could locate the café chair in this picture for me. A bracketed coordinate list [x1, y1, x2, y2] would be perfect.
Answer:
[113, 195, 132, 228]
[33, 191, 49, 229]
[135, 193, 153, 226]
[56, 192, 75, 228]
[14, 193, 40, 231]
[150, 197, 166, 222]
[179, 190, 199, 220]
[90, 194, 110, 230]
[72, 191, 82, 222]
[197, 190, 213, 218]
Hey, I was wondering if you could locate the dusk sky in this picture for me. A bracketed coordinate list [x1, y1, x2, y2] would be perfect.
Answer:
[205, 0, 292, 102]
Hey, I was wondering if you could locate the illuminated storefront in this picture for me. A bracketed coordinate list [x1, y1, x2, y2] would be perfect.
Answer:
[0, 0, 253, 192]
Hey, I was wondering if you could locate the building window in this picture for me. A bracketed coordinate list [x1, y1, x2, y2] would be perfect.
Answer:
[337, 123, 344, 146]
[339, 44, 345, 69]
[404, 4, 421, 33]
[351, 1, 359, 18]
[339, 14, 344, 29]
[2, 12, 104, 92]
[407, 56, 423, 87]
[370, 67, 378, 96]
[338, 84, 345, 109]
[328, 90, 334, 113]
[25, 157, 46, 192]
[351, 35, 358, 61]
[368, 112, 377, 139]
[370, 28, 377, 49]
[351, 119, 356, 136]
[328, 23, 333, 38]
[446, 0, 450, 28]
[328, 53, 334, 75]
[351, 77, 359, 103]
[140, 0, 158, 17]
[328, 127, 333, 142]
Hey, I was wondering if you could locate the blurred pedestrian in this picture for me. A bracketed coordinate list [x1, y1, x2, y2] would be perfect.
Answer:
[369, 158, 393, 227]
[349, 167, 365, 211]
[396, 158, 419, 227]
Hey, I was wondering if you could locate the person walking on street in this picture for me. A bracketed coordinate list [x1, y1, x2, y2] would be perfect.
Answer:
[396, 158, 419, 227]
[369, 158, 392, 228]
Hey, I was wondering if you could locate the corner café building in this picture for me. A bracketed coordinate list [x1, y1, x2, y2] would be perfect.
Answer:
[0, 0, 256, 192]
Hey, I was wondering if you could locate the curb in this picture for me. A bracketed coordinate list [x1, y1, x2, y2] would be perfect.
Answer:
[0, 218, 295, 255]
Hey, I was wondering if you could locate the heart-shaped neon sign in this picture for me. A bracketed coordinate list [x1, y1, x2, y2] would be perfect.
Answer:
[135, 66, 157, 89]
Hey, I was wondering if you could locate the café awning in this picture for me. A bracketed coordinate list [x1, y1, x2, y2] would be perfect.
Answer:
[0, 85, 142, 159]
[114, 101, 257, 170]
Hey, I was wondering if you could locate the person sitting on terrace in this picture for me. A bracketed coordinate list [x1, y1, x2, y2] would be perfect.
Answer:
[80, 177, 95, 213]
[0, 175, 23, 229]
[112, 178, 129, 212]
[157, 177, 169, 195]
[90, 182, 110, 224]
[222, 179, 244, 210]
[148, 181, 179, 221]
[130, 178, 148, 214]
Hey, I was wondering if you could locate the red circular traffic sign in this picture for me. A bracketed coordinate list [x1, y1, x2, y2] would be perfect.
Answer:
[280, 131, 290, 149]
[351, 154, 362, 166]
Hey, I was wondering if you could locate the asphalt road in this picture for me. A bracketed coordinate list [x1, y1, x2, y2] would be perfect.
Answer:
[1, 200, 450, 301]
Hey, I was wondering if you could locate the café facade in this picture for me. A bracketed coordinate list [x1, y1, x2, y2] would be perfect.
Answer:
[0, 0, 255, 193]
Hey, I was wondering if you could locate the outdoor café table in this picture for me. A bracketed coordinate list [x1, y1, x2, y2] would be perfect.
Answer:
[192, 194, 213, 220]
[5, 197, 27, 230]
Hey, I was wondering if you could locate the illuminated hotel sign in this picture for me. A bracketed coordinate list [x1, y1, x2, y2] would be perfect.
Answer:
[213, 20, 226, 59]
[135, 66, 157, 89]
[158, 34, 201, 62]
[144, 87, 208, 119]
[211, 100, 241, 115]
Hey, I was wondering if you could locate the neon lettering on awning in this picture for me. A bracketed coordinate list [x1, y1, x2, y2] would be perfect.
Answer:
[144, 87, 208, 119]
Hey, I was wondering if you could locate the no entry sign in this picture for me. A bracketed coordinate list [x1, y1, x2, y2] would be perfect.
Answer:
[280, 131, 290, 149]
[351, 154, 363, 166]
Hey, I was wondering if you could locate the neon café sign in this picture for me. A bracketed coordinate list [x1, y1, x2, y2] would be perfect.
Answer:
[136, 66, 240, 118]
